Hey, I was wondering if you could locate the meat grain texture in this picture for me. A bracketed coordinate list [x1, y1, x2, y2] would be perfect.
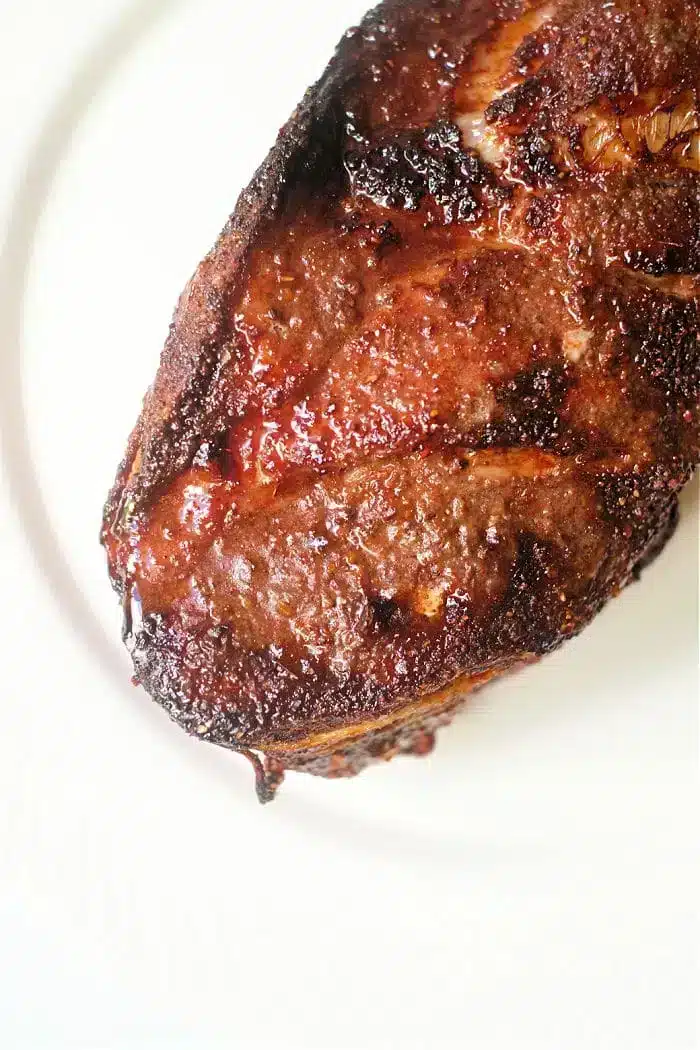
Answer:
[103, 0, 700, 801]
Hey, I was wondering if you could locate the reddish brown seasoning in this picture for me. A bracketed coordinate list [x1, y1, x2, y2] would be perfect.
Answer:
[103, 0, 699, 801]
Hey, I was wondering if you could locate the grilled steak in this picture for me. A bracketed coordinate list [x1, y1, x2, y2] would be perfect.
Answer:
[102, 0, 700, 801]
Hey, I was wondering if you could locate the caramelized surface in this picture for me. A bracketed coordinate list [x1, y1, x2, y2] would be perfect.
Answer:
[103, 0, 700, 795]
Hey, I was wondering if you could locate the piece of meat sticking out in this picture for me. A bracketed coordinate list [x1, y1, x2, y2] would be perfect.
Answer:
[103, 0, 700, 802]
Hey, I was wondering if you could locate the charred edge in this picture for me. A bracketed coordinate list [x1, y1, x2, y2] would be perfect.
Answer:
[278, 94, 349, 209]
[496, 531, 569, 655]
[105, 323, 233, 538]
[631, 496, 680, 580]
[596, 464, 691, 560]
[129, 614, 404, 749]
[130, 615, 245, 745]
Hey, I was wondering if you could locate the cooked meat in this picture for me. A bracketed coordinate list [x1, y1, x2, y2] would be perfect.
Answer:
[102, 0, 700, 801]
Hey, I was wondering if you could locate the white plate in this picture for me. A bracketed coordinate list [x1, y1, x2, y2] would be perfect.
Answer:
[0, 2, 697, 1047]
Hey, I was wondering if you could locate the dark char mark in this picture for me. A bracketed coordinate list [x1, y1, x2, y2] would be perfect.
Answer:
[623, 244, 700, 277]
[601, 283, 700, 404]
[369, 595, 402, 631]
[481, 363, 572, 449]
[344, 119, 498, 222]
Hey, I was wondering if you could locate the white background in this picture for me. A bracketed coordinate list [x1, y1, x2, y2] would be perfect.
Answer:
[0, 2, 697, 1047]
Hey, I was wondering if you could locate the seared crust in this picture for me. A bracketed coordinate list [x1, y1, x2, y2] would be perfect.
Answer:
[103, 0, 700, 798]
